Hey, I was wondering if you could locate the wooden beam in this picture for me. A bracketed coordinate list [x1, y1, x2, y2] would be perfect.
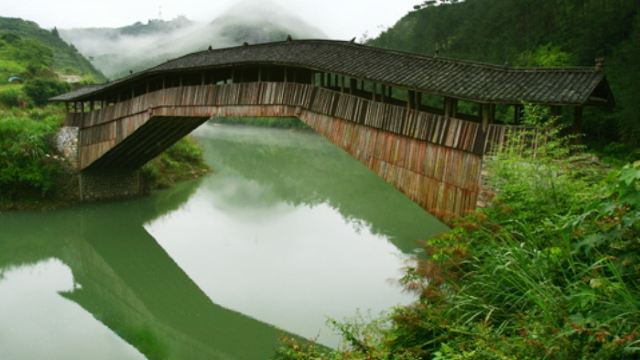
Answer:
[514, 104, 523, 124]
[408, 90, 415, 109]
[573, 106, 583, 134]
[481, 104, 493, 131]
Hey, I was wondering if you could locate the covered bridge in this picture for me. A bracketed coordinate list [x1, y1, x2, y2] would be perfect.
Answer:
[50, 39, 614, 219]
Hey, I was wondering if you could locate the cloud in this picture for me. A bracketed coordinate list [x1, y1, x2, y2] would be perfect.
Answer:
[59, 0, 326, 78]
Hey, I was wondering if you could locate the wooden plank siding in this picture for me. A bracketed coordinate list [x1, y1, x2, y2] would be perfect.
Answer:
[69, 82, 517, 220]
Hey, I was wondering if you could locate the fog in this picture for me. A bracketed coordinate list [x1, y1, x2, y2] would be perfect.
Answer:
[59, 1, 326, 79]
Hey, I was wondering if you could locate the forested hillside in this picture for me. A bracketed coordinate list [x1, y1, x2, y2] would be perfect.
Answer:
[0, 17, 105, 83]
[370, 0, 640, 147]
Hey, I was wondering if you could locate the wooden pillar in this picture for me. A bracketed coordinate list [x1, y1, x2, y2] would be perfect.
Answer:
[350, 78, 357, 94]
[415, 92, 422, 110]
[445, 98, 459, 119]
[90, 100, 94, 111]
[80, 102, 84, 113]
[65, 102, 69, 113]
[372, 83, 377, 101]
[514, 104, 523, 124]
[340, 76, 345, 93]
[381, 85, 387, 102]
[407, 90, 415, 109]
[481, 103, 494, 131]
[573, 106, 583, 133]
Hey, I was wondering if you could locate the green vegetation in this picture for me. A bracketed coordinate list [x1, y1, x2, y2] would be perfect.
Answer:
[0, 106, 71, 208]
[0, 17, 104, 82]
[0, 105, 208, 210]
[211, 117, 309, 129]
[370, 0, 640, 147]
[141, 136, 210, 189]
[275, 106, 640, 359]
[0, 16, 208, 211]
[0, 17, 102, 109]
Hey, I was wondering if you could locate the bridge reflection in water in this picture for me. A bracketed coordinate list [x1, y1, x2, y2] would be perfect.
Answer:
[0, 123, 449, 358]
[0, 183, 284, 359]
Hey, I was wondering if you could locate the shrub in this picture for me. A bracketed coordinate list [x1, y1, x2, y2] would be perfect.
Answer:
[141, 136, 209, 190]
[0, 85, 26, 107]
[23, 79, 70, 106]
[0, 107, 65, 201]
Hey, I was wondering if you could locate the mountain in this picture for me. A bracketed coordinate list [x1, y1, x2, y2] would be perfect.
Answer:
[0, 17, 105, 83]
[369, 0, 640, 146]
[60, 3, 325, 79]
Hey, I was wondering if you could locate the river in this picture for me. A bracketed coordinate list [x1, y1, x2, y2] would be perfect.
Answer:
[0, 122, 448, 359]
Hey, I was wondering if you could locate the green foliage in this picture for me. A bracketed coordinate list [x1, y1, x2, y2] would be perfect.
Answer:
[0, 17, 105, 82]
[23, 79, 70, 106]
[276, 106, 640, 359]
[0, 107, 66, 201]
[141, 136, 209, 190]
[370, 0, 640, 147]
[515, 43, 573, 67]
[0, 85, 27, 107]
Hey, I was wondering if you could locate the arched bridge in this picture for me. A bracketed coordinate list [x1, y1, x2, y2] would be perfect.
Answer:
[51, 40, 613, 220]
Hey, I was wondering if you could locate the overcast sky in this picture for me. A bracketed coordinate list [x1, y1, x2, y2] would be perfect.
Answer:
[0, 0, 418, 39]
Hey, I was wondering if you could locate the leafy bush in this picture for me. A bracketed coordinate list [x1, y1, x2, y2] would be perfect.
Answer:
[23, 79, 70, 106]
[0, 107, 65, 201]
[141, 136, 209, 189]
[0, 85, 26, 107]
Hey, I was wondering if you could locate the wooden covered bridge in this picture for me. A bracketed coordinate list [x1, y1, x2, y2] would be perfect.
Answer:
[51, 39, 613, 220]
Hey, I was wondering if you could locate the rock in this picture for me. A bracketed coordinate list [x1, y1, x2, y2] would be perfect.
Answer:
[54, 127, 79, 169]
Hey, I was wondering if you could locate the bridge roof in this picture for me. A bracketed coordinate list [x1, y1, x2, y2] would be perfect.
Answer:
[52, 39, 613, 106]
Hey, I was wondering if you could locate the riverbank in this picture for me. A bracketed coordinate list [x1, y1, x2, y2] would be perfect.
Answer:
[276, 110, 640, 359]
[0, 106, 209, 212]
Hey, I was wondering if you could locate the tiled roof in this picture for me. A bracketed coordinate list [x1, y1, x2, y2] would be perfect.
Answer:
[51, 40, 612, 106]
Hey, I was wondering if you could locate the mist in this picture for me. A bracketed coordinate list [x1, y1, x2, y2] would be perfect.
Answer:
[59, 1, 326, 79]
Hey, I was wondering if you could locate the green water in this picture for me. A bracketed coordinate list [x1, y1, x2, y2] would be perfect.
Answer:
[0, 122, 448, 359]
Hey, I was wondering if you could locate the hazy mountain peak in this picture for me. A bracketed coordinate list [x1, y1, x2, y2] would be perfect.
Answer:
[60, 4, 326, 79]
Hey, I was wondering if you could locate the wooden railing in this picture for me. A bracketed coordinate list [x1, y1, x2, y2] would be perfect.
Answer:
[67, 82, 514, 156]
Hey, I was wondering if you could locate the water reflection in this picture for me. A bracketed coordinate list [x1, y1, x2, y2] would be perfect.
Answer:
[0, 259, 145, 360]
[0, 122, 448, 358]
